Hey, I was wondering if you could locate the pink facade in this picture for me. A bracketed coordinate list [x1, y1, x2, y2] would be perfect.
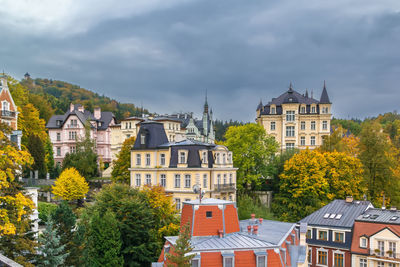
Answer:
[47, 103, 115, 166]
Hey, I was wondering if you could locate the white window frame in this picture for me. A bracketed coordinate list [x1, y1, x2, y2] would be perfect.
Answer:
[301, 106, 306, 113]
[202, 151, 208, 163]
[160, 174, 166, 187]
[203, 174, 207, 188]
[317, 248, 328, 266]
[222, 254, 235, 267]
[185, 174, 191, 188]
[256, 254, 267, 267]
[332, 250, 345, 267]
[136, 154, 141, 166]
[56, 147, 61, 156]
[175, 198, 181, 210]
[300, 136, 306, 146]
[311, 136, 316, 146]
[145, 174, 151, 185]
[360, 237, 367, 248]
[308, 248, 312, 265]
[317, 229, 328, 241]
[359, 258, 367, 267]
[311, 106, 316, 113]
[135, 174, 141, 187]
[286, 110, 295, 121]
[311, 121, 316, 130]
[307, 228, 313, 239]
[175, 174, 181, 188]
[286, 126, 295, 137]
[301, 121, 306, 130]
[286, 143, 295, 150]
[322, 120, 328, 130]
[2, 100, 9, 111]
[145, 153, 151, 166]
[270, 121, 276, 131]
[333, 231, 345, 243]
[270, 106, 276, 114]
[160, 154, 166, 166]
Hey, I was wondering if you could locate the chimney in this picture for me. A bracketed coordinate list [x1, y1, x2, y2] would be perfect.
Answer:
[345, 196, 353, 203]
[251, 213, 256, 220]
[253, 225, 259, 235]
[390, 207, 397, 211]
[218, 229, 224, 238]
[70, 103, 75, 112]
[247, 225, 252, 234]
[259, 218, 263, 225]
[78, 105, 84, 113]
[299, 223, 307, 246]
[94, 107, 101, 120]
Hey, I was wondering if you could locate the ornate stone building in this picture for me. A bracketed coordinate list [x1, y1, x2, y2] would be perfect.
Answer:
[256, 82, 332, 151]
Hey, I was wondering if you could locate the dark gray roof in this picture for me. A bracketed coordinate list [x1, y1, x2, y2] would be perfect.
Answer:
[46, 105, 116, 130]
[356, 208, 400, 224]
[320, 83, 331, 104]
[239, 219, 295, 245]
[268, 88, 319, 106]
[299, 199, 372, 229]
[133, 122, 169, 150]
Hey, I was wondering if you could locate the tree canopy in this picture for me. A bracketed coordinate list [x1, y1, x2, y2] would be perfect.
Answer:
[52, 167, 89, 202]
[112, 136, 135, 183]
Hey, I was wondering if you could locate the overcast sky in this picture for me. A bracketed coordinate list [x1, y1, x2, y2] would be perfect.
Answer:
[1, 0, 400, 122]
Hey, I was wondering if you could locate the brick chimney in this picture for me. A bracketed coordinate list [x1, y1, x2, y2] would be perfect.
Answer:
[299, 222, 307, 246]
[78, 105, 84, 113]
[70, 103, 75, 112]
[345, 196, 353, 203]
[94, 107, 101, 120]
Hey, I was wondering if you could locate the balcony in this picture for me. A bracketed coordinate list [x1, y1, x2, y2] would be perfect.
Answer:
[214, 183, 236, 192]
[370, 249, 400, 260]
[66, 124, 79, 128]
[0, 110, 16, 118]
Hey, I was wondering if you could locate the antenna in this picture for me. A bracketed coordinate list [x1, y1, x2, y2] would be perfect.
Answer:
[193, 184, 203, 203]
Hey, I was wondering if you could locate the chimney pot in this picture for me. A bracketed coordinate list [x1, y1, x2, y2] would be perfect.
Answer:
[247, 225, 252, 234]
[251, 213, 256, 220]
[218, 229, 224, 238]
[345, 196, 353, 203]
[259, 218, 263, 224]
[70, 103, 74, 112]
[253, 225, 259, 235]
[390, 206, 397, 211]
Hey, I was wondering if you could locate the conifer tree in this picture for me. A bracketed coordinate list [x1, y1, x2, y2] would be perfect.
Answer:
[27, 134, 47, 178]
[166, 222, 194, 267]
[84, 211, 123, 267]
[36, 219, 68, 267]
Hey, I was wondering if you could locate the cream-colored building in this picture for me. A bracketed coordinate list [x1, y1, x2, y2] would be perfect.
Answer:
[129, 121, 237, 210]
[110, 117, 143, 161]
[256, 82, 332, 151]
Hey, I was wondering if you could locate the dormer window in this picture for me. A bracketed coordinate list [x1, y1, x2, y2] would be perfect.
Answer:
[216, 153, 220, 164]
[311, 106, 316, 113]
[301, 106, 306, 113]
[202, 151, 208, 163]
[271, 107, 276, 114]
[179, 152, 186, 164]
[222, 153, 226, 164]
[227, 152, 232, 163]
[140, 134, 146, 145]
[360, 237, 367, 248]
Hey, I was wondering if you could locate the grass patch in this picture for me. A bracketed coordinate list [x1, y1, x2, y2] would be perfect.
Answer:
[237, 194, 276, 220]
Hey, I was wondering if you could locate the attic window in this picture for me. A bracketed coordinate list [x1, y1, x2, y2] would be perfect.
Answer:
[56, 120, 61, 126]
[140, 134, 146, 145]
[335, 214, 343, 220]
[323, 213, 330, 219]
[329, 214, 336, 219]
[390, 216, 399, 221]
[206, 211, 212, 218]
[370, 215, 379, 220]
[363, 214, 370, 218]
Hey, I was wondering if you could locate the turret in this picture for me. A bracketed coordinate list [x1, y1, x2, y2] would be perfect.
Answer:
[320, 81, 331, 104]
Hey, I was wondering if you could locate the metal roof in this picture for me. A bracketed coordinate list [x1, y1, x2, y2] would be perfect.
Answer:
[240, 219, 295, 245]
[299, 199, 371, 229]
[183, 198, 234, 205]
[356, 208, 400, 224]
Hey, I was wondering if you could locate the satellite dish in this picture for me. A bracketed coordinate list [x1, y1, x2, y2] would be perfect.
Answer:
[193, 184, 201, 194]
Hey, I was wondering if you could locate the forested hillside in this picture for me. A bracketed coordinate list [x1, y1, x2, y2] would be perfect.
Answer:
[20, 78, 148, 122]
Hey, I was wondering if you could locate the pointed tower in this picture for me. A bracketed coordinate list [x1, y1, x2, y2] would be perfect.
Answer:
[320, 80, 331, 104]
[202, 91, 209, 138]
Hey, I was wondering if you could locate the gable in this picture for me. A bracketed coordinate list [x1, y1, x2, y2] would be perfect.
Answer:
[370, 227, 400, 239]
[0, 89, 17, 112]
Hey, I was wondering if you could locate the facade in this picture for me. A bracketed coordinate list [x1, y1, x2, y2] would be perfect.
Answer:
[46, 103, 116, 166]
[155, 198, 308, 267]
[129, 122, 236, 208]
[299, 197, 372, 267]
[110, 117, 143, 161]
[0, 74, 22, 149]
[351, 208, 400, 267]
[256, 82, 332, 151]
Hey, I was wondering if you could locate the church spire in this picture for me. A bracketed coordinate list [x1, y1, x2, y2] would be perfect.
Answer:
[320, 80, 331, 104]
[204, 90, 209, 114]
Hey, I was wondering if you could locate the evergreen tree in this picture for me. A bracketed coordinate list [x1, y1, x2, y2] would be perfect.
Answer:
[112, 136, 136, 183]
[51, 201, 78, 266]
[84, 211, 123, 267]
[27, 134, 47, 178]
[166, 222, 194, 267]
[36, 219, 68, 267]
[44, 136, 55, 177]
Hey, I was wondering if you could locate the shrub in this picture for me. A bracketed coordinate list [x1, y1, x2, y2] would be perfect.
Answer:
[38, 202, 57, 225]
[237, 194, 276, 220]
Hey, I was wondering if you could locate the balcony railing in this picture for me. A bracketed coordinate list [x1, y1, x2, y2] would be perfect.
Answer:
[214, 183, 236, 192]
[0, 110, 16, 118]
[370, 249, 400, 260]
[66, 124, 79, 128]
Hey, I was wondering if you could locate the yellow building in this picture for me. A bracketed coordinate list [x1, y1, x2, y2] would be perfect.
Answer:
[129, 121, 237, 210]
[256, 82, 332, 150]
[110, 117, 143, 161]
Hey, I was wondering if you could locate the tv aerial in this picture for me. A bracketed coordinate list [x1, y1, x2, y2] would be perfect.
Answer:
[193, 184, 204, 202]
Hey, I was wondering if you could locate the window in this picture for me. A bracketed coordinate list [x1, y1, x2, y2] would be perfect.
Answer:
[317, 250, 327, 265]
[300, 121, 305, 130]
[191, 259, 200, 267]
[286, 143, 294, 150]
[307, 229, 312, 239]
[308, 248, 312, 264]
[378, 262, 384, 267]
[318, 230, 328, 241]
[56, 132, 61, 141]
[223, 256, 234, 267]
[70, 146, 76, 153]
[222, 153, 226, 164]
[202, 151, 208, 163]
[271, 107, 276, 114]
[270, 121, 276, 131]
[145, 174, 151, 185]
[228, 153, 232, 163]
[160, 154, 166, 166]
[140, 134, 145, 144]
[334, 253, 344, 267]
[223, 174, 227, 184]
[286, 126, 295, 137]
[229, 173, 233, 184]
[69, 131, 77, 140]
[180, 152, 186, 164]
[389, 241, 396, 258]
[300, 136, 305, 146]
[301, 106, 306, 113]
[175, 174, 181, 188]
[322, 120, 328, 130]
[311, 106, 316, 113]
[135, 174, 141, 187]
[146, 154, 151, 166]
[359, 258, 367, 267]
[56, 147, 61, 156]
[322, 107, 329, 114]
[206, 211, 212, 218]
[311, 136, 316, 146]
[256, 255, 266, 267]
[286, 110, 295, 121]
[311, 121, 316, 130]
[216, 153, 220, 164]
[160, 174, 166, 187]
[175, 198, 181, 210]
[185, 174, 191, 188]
[2, 101, 9, 111]
[360, 237, 367, 248]
[378, 241, 385, 256]
[136, 154, 141, 166]
[217, 174, 221, 185]
[203, 174, 207, 188]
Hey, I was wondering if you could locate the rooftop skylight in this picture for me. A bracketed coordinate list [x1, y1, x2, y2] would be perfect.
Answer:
[329, 214, 336, 219]
[390, 216, 399, 221]
[335, 214, 343, 220]
[323, 213, 330, 219]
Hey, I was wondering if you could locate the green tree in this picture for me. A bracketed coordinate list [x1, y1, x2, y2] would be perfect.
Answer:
[223, 123, 279, 192]
[266, 149, 298, 193]
[44, 136, 55, 177]
[36, 219, 68, 267]
[26, 134, 47, 178]
[166, 222, 194, 267]
[358, 121, 395, 204]
[112, 136, 136, 183]
[62, 123, 99, 179]
[84, 211, 123, 267]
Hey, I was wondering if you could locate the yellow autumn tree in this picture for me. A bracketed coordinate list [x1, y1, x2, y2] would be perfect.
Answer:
[0, 127, 34, 236]
[52, 167, 89, 201]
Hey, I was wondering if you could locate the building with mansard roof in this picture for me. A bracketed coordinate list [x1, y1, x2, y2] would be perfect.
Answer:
[256, 82, 332, 151]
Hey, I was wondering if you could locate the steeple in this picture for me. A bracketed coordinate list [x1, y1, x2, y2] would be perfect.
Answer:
[204, 90, 209, 114]
[257, 99, 263, 110]
[320, 80, 331, 104]
[288, 82, 293, 93]
[305, 89, 309, 98]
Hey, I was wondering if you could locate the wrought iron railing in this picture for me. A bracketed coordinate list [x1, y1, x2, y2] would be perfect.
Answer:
[370, 249, 400, 259]
[0, 110, 16, 118]
[214, 183, 236, 192]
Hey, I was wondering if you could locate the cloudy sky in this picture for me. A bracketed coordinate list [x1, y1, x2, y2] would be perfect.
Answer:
[1, 0, 400, 121]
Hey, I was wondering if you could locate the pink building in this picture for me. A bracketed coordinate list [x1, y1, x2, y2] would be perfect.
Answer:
[46, 103, 116, 167]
